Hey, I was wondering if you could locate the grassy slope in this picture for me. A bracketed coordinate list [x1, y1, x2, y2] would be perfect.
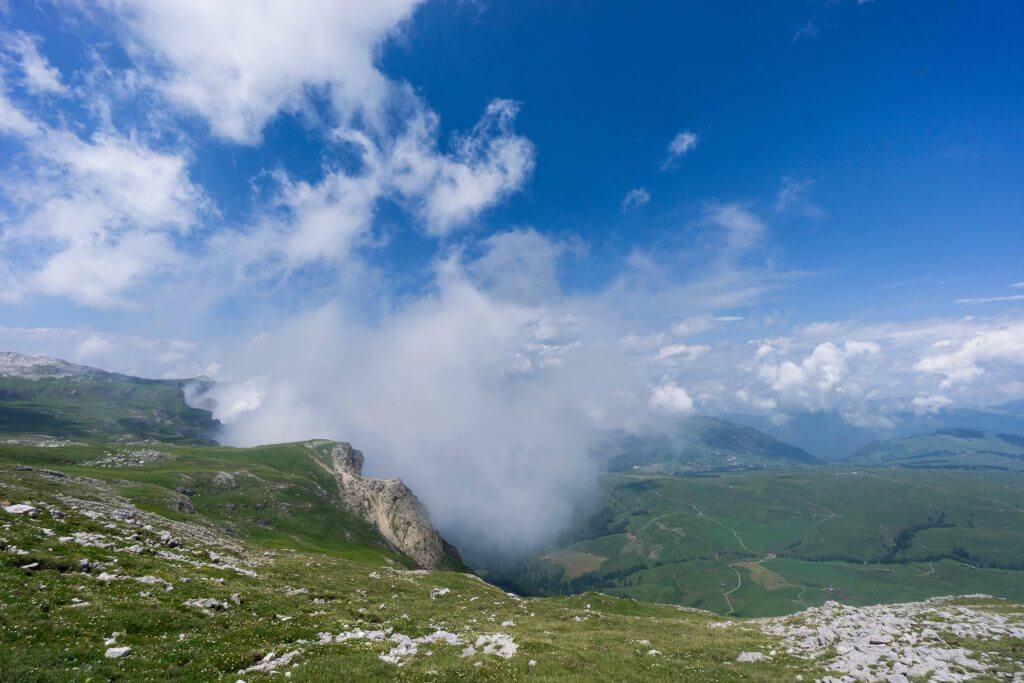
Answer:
[848, 429, 1024, 471]
[600, 417, 819, 475]
[0, 441, 414, 566]
[486, 468, 1024, 617]
[0, 451, 806, 682]
[0, 375, 218, 443]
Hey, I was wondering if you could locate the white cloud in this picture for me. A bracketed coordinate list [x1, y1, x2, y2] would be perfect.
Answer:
[911, 393, 952, 415]
[1012, 281, 1024, 289]
[0, 68, 39, 135]
[661, 130, 697, 169]
[2, 128, 207, 307]
[702, 203, 766, 250]
[734, 388, 777, 412]
[755, 340, 881, 411]
[213, 99, 535, 277]
[672, 314, 743, 338]
[0, 325, 208, 378]
[3, 32, 66, 94]
[956, 294, 1024, 305]
[102, 0, 425, 144]
[0, 260, 26, 304]
[649, 382, 695, 414]
[793, 20, 820, 42]
[775, 176, 824, 219]
[620, 187, 650, 213]
[915, 323, 1024, 388]
[655, 343, 709, 362]
[467, 228, 567, 303]
[416, 99, 535, 234]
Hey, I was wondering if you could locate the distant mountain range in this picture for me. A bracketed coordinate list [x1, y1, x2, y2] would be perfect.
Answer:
[848, 428, 1024, 472]
[724, 403, 1024, 461]
[597, 416, 820, 474]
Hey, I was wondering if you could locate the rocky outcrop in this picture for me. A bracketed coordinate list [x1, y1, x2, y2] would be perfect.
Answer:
[0, 351, 100, 379]
[745, 596, 1024, 681]
[307, 441, 461, 570]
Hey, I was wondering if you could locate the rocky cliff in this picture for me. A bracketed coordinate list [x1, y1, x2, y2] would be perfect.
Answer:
[306, 440, 462, 570]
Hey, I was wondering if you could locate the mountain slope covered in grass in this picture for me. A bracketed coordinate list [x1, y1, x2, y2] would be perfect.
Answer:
[3, 448, 1022, 681]
[0, 438, 464, 571]
[0, 352, 219, 444]
[726, 404, 1024, 461]
[848, 429, 1024, 471]
[598, 416, 820, 474]
[479, 467, 1024, 617]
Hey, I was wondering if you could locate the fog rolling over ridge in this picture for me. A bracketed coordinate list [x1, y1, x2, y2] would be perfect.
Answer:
[194, 275, 648, 556]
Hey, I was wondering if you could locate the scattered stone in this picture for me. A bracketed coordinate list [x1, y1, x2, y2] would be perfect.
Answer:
[757, 596, 1024, 682]
[3, 503, 38, 516]
[239, 650, 301, 674]
[82, 449, 175, 468]
[105, 646, 131, 659]
[474, 633, 518, 659]
[737, 652, 768, 662]
[184, 598, 228, 611]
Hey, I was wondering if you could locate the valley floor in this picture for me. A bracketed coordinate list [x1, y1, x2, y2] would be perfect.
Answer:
[488, 468, 1024, 619]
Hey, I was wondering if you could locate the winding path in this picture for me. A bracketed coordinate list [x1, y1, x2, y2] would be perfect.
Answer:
[652, 489, 752, 553]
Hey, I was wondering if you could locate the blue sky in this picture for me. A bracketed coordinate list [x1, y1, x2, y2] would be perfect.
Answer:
[1, 1, 1023, 445]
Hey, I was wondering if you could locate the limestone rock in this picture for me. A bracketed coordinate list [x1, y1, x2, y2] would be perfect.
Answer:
[307, 441, 461, 570]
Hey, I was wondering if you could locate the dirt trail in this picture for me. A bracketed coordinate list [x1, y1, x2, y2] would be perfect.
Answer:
[652, 489, 752, 552]
[722, 564, 742, 614]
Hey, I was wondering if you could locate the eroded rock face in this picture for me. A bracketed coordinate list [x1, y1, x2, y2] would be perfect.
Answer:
[309, 441, 459, 570]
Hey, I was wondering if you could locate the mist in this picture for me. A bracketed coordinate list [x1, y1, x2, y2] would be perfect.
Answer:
[197, 234, 691, 556]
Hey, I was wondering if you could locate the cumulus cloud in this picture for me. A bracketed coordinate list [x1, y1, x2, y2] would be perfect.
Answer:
[620, 187, 650, 213]
[649, 382, 695, 414]
[1, 128, 207, 306]
[211, 99, 535, 278]
[1, 11, 535, 305]
[915, 323, 1024, 388]
[754, 340, 881, 411]
[100, 0, 425, 144]
[416, 99, 535, 234]
[661, 130, 698, 169]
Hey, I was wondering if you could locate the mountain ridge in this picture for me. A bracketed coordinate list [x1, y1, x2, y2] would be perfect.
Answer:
[847, 428, 1024, 471]
[598, 415, 820, 474]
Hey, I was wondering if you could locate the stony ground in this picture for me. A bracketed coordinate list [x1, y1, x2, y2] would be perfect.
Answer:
[744, 598, 1024, 682]
[1, 463, 1022, 681]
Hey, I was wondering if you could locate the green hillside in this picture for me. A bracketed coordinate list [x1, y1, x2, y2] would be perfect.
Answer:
[598, 416, 820, 474]
[0, 359, 219, 444]
[481, 467, 1024, 617]
[0, 360, 1022, 679]
[848, 428, 1024, 471]
[0, 440, 425, 566]
[3, 447, 1021, 681]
